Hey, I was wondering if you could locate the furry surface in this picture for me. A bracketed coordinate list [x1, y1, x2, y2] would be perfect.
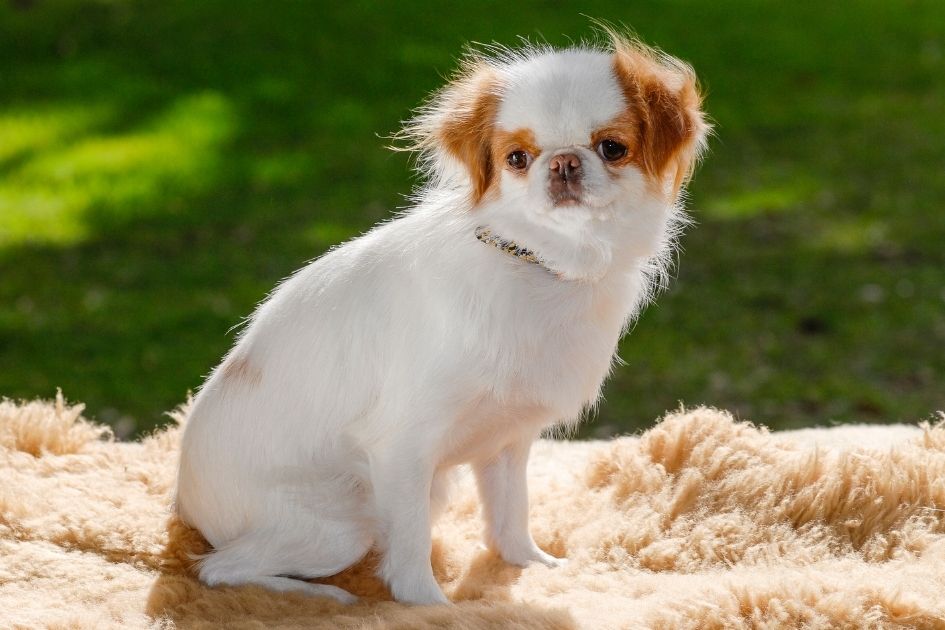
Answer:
[2, 394, 944, 629]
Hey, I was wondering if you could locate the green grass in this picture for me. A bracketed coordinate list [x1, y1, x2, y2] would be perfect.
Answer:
[1, 1, 943, 437]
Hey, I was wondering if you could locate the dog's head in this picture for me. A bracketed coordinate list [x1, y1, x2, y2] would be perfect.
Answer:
[402, 31, 710, 280]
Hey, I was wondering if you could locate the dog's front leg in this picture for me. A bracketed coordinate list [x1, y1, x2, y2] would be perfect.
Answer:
[371, 447, 449, 606]
[474, 436, 566, 567]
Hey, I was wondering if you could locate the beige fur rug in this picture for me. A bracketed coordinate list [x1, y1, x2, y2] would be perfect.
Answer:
[2, 394, 944, 629]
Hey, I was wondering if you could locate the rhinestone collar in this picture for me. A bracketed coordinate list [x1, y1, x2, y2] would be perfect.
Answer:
[474, 226, 547, 266]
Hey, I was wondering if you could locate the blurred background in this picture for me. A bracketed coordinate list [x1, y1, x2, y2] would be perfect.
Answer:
[1, 1, 943, 438]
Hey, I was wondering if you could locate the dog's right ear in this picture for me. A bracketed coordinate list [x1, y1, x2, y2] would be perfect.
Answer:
[438, 67, 501, 204]
[399, 62, 501, 204]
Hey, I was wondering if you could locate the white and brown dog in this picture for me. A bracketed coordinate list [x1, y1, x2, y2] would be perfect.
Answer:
[177, 31, 709, 605]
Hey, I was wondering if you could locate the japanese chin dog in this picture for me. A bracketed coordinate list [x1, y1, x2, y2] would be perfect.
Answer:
[176, 30, 709, 605]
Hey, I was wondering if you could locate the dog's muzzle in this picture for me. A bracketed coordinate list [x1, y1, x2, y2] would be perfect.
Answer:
[548, 153, 583, 206]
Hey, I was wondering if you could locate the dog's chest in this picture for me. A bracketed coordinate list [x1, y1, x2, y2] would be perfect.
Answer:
[441, 317, 618, 466]
[479, 284, 628, 419]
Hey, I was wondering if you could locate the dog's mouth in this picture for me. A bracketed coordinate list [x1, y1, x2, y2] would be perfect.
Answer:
[550, 191, 583, 207]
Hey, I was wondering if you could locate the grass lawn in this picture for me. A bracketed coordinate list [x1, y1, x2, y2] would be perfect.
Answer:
[1, 1, 943, 437]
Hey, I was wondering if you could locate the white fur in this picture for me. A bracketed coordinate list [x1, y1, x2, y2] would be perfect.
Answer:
[176, 43, 703, 605]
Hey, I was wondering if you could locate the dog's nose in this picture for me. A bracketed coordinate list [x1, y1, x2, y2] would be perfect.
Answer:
[549, 153, 582, 182]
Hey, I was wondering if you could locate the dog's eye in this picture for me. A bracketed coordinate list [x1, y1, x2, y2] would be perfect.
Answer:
[597, 139, 628, 162]
[506, 150, 530, 171]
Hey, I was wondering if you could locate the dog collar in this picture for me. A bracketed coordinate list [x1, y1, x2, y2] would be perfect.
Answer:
[474, 226, 546, 267]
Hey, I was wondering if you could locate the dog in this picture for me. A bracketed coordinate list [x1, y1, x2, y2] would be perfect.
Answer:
[176, 30, 708, 606]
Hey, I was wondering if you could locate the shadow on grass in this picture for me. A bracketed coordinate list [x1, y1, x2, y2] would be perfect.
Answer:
[0, 2, 415, 434]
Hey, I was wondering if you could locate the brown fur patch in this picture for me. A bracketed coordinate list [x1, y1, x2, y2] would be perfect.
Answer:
[438, 67, 501, 204]
[609, 37, 708, 197]
[492, 128, 541, 176]
[220, 355, 262, 387]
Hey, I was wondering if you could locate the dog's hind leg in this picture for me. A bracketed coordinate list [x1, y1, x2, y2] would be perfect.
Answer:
[210, 574, 358, 604]
[197, 522, 372, 604]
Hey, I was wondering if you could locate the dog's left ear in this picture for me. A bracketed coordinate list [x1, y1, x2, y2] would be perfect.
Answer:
[613, 43, 710, 196]
[400, 62, 500, 205]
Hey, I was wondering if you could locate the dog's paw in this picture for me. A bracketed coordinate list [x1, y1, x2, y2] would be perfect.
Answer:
[387, 571, 451, 606]
[534, 550, 568, 568]
[393, 585, 451, 606]
[294, 582, 359, 604]
[322, 585, 360, 605]
[500, 544, 567, 569]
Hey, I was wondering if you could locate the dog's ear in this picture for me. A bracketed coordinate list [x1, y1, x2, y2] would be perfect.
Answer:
[612, 41, 709, 196]
[437, 67, 500, 203]
[399, 63, 500, 204]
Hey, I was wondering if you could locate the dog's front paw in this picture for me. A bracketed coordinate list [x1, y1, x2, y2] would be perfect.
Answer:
[532, 549, 568, 568]
[385, 568, 450, 606]
[391, 582, 450, 606]
[499, 543, 567, 568]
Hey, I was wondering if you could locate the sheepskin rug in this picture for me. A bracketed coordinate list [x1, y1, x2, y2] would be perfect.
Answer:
[2, 394, 945, 629]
